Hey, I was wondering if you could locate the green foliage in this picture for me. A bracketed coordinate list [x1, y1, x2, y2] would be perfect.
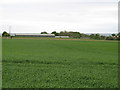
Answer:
[58, 31, 70, 36]
[90, 34, 101, 40]
[69, 32, 81, 38]
[2, 31, 10, 37]
[2, 39, 118, 88]
[58, 31, 81, 38]
[100, 35, 106, 40]
[51, 31, 59, 36]
[111, 34, 116, 37]
[41, 31, 48, 34]
[106, 36, 114, 40]
[117, 33, 120, 37]
[80, 33, 89, 37]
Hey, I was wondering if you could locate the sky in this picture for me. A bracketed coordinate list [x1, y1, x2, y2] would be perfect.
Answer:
[0, 0, 119, 34]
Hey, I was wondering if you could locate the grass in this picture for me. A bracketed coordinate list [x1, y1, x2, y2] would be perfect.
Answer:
[2, 38, 118, 88]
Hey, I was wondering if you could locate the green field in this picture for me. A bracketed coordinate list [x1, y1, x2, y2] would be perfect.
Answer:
[2, 39, 118, 88]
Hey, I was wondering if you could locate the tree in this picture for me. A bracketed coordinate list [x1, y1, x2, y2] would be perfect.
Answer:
[51, 31, 56, 34]
[90, 34, 95, 39]
[80, 33, 89, 37]
[51, 31, 59, 36]
[2, 31, 10, 37]
[89, 34, 101, 40]
[59, 31, 70, 36]
[95, 34, 100, 39]
[111, 34, 116, 37]
[58, 31, 81, 38]
[106, 36, 114, 40]
[117, 33, 120, 37]
[100, 35, 106, 40]
[41, 31, 48, 34]
[69, 32, 81, 38]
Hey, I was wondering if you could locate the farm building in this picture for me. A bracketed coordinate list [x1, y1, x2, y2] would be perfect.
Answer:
[55, 36, 69, 38]
[13, 33, 55, 37]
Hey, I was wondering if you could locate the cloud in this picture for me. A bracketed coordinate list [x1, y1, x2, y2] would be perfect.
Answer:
[0, 0, 119, 4]
[0, 1, 118, 33]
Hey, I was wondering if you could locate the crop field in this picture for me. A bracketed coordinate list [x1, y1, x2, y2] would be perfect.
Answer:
[2, 38, 118, 88]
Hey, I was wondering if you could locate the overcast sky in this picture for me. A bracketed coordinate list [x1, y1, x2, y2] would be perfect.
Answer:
[0, 0, 119, 33]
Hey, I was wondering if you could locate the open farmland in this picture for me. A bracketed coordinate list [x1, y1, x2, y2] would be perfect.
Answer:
[2, 39, 118, 88]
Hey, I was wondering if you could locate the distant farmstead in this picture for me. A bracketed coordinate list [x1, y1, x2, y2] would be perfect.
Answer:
[14, 33, 55, 37]
[55, 36, 69, 38]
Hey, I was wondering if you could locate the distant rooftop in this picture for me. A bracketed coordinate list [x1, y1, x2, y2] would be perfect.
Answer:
[11, 33, 55, 36]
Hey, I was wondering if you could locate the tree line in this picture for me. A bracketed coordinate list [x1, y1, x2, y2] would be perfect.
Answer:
[2, 31, 120, 40]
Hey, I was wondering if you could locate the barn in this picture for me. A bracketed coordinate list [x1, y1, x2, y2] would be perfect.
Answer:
[14, 33, 55, 37]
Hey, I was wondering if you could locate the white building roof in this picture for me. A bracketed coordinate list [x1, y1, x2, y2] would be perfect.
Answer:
[55, 36, 69, 38]
[13, 33, 55, 36]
